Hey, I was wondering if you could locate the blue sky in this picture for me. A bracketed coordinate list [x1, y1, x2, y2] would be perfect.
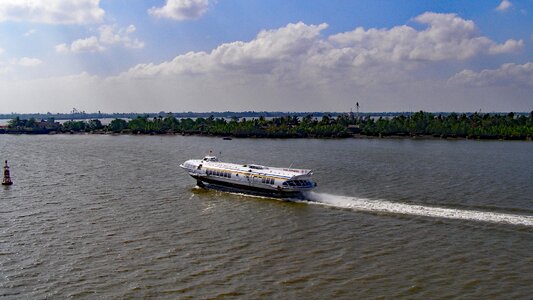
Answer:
[0, 0, 531, 113]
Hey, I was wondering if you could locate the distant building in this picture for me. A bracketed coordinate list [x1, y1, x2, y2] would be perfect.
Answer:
[37, 119, 61, 130]
[347, 125, 361, 133]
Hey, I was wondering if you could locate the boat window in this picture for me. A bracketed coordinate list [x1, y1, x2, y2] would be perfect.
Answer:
[262, 177, 274, 184]
[282, 182, 288, 186]
[288, 181, 295, 186]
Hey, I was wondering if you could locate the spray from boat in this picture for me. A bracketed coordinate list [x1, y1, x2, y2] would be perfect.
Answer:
[303, 192, 533, 227]
[192, 185, 533, 227]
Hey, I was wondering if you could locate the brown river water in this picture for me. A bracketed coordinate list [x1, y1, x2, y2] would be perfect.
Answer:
[1, 134, 532, 298]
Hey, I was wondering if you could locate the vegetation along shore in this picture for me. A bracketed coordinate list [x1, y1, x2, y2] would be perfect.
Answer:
[1, 111, 532, 140]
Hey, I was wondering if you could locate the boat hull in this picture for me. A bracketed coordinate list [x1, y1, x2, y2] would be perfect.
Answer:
[192, 175, 304, 197]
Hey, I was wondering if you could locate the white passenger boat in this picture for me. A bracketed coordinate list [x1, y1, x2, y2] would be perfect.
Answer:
[180, 155, 317, 196]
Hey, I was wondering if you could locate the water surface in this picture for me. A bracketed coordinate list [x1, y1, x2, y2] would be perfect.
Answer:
[1, 135, 532, 298]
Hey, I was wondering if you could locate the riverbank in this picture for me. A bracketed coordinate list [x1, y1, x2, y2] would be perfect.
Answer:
[2, 111, 532, 141]
[1, 129, 531, 141]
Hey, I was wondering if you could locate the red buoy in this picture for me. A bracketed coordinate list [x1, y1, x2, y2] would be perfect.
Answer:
[2, 160, 13, 186]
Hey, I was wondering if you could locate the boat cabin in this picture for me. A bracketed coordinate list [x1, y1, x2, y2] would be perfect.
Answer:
[203, 156, 219, 162]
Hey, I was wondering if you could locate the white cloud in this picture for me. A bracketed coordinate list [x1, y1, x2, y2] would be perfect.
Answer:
[16, 57, 42, 67]
[488, 39, 524, 54]
[98, 15, 528, 112]
[449, 62, 533, 87]
[98, 24, 144, 49]
[24, 29, 36, 36]
[0, 48, 4, 55]
[0, 0, 104, 24]
[70, 36, 104, 53]
[0, 66, 12, 75]
[0, 56, 42, 74]
[328, 12, 522, 63]
[2, 12, 531, 113]
[148, 0, 209, 21]
[496, 0, 512, 12]
[118, 13, 522, 84]
[56, 24, 144, 53]
[55, 43, 69, 54]
[118, 22, 327, 79]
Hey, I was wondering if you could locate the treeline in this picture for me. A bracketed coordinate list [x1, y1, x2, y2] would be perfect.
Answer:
[3, 111, 512, 121]
[0, 111, 351, 120]
[361, 111, 533, 139]
[105, 114, 352, 138]
[2, 111, 533, 140]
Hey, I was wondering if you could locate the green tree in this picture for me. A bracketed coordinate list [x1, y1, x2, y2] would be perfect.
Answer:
[109, 119, 128, 132]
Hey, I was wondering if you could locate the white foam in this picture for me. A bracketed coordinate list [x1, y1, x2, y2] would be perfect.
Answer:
[303, 192, 533, 227]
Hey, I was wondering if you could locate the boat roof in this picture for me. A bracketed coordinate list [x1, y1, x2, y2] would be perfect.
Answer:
[192, 157, 313, 179]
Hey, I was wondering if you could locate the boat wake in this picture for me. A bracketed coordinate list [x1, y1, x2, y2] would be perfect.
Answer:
[302, 192, 533, 227]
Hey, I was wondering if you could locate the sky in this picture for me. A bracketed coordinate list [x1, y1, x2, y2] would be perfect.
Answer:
[0, 0, 532, 113]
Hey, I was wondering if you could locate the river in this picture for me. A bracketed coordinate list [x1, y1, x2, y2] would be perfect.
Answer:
[1, 135, 532, 298]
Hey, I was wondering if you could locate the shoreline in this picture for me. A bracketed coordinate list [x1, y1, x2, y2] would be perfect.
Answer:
[1, 130, 531, 141]
[3, 111, 531, 141]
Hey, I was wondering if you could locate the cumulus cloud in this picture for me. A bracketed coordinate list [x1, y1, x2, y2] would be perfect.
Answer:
[3, 12, 531, 113]
[0, 0, 104, 24]
[118, 13, 522, 83]
[120, 22, 327, 79]
[449, 62, 533, 87]
[328, 12, 522, 63]
[0, 56, 42, 75]
[71, 36, 104, 53]
[56, 24, 144, 53]
[16, 57, 42, 67]
[496, 0, 512, 12]
[148, 0, 209, 21]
